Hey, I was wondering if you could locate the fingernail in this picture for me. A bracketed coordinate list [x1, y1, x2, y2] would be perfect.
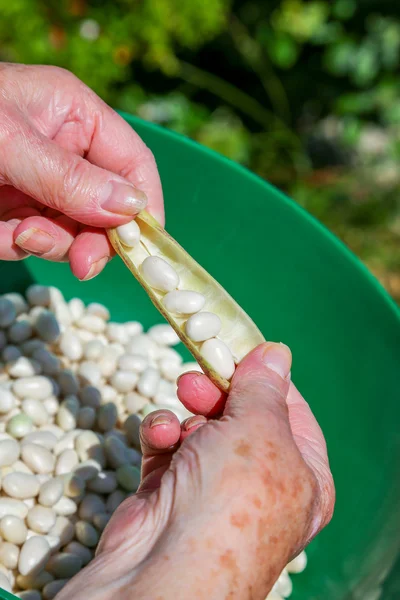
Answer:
[80, 256, 109, 281]
[261, 343, 292, 379]
[150, 415, 171, 428]
[184, 416, 206, 431]
[15, 228, 55, 255]
[101, 181, 147, 216]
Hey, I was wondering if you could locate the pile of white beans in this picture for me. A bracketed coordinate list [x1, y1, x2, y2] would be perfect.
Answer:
[116, 221, 235, 381]
[0, 284, 306, 600]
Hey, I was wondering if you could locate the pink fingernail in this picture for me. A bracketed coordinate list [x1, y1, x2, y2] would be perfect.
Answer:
[150, 415, 171, 428]
[184, 417, 206, 431]
[101, 181, 147, 216]
[15, 228, 55, 255]
[80, 256, 109, 281]
[261, 343, 292, 379]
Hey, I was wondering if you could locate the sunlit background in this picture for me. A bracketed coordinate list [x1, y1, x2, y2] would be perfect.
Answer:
[1, 0, 399, 302]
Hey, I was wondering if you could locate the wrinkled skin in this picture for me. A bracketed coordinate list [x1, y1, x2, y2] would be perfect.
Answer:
[58, 343, 334, 600]
[0, 63, 163, 280]
[0, 64, 334, 599]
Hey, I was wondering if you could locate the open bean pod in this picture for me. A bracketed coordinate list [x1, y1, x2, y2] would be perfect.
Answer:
[107, 212, 265, 392]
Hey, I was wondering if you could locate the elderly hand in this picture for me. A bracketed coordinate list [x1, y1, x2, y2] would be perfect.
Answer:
[0, 62, 163, 280]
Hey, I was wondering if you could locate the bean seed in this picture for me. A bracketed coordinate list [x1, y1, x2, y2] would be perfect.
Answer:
[2, 293, 28, 316]
[140, 256, 180, 292]
[3, 473, 40, 499]
[73, 459, 101, 481]
[58, 332, 83, 362]
[116, 220, 141, 247]
[21, 444, 55, 475]
[79, 386, 101, 409]
[137, 367, 160, 398]
[77, 406, 96, 430]
[75, 431, 104, 463]
[6, 415, 33, 439]
[42, 579, 69, 600]
[78, 494, 106, 522]
[56, 399, 78, 432]
[55, 449, 79, 476]
[0, 331, 6, 351]
[19, 340, 45, 357]
[185, 311, 222, 342]
[286, 550, 307, 574]
[83, 340, 104, 361]
[273, 570, 292, 598]
[86, 302, 110, 321]
[0, 499, 28, 519]
[92, 512, 110, 532]
[27, 506, 56, 534]
[46, 552, 82, 579]
[200, 338, 235, 380]
[18, 536, 51, 576]
[8, 357, 39, 378]
[38, 478, 64, 507]
[77, 315, 106, 334]
[17, 570, 54, 591]
[87, 471, 117, 494]
[62, 473, 85, 499]
[0, 439, 20, 466]
[42, 397, 59, 417]
[57, 370, 79, 396]
[75, 520, 98, 548]
[52, 497, 77, 517]
[105, 489, 127, 513]
[0, 299, 17, 328]
[110, 370, 138, 393]
[13, 377, 53, 401]
[13, 460, 34, 475]
[53, 431, 81, 456]
[100, 385, 117, 403]
[163, 291, 205, 317]
[2, 345, 22, 363]
[104, 436, 128, 469]
[68, 298, 85, 322]
[116, 465, 141, 492]
[123, 414, 141, 448]
[21, 399, 49, 427]
[22, 432, 57, 451]
[34, 311, 60, 344]
[126, 335, 160, 359]
[0, 571, 11, 593]
[148, 323, 180, 346]
[49, 516, 74, 546]
[64, 542, 92, 566]
[17, 590, 42, 600]
[159, 358, 181, 382]
[0, 542, 19, 569]
[0, 515, 27, 545]
[97, 403, 118, 432]
[8, 320, 33, 344]
[124, 392, 148, 414]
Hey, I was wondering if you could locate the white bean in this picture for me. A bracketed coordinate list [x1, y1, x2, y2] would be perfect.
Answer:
[162, 290, 205, 316]
[49, 516, 74, 546]
[0, 439, 20, 466]
[8, 320, 33, 344]
[68, 298, 85, 322]
[137, 367, 160, 398]
[200, 338, 235, 380]
[124, 392, 148, 414]
[56, 401, 77, 432]
[27, 506, 56, 534]
[52, 497, 77, 517]
[22, 432, 57, 451]
[64, 541, 93, 566]
[77, 406, 96, 430]
[62, 473, 85, 499]
[110, 370, 138, 393]
[6, 415, 33, 439]
[0, 388, 16, 414]
[116, 464, 141, 492]
[125, 321, 143, 337]
[87, 471, 117, 494]
[78, 361, 101, 387]
[0, 298, 17, 327]
[72, 460, 101, 482]
[58, 332, 83, 362]
[0, 541, 19, 569]
[75, 431, 103, 463]
[140, 256, 179, 292]
[116, 220, 141, 247]
[55, 449, 79, 476]
[2, 473, 40, 499]
[148, 323, 180, 346]
[42, 579, 69, 600]
[13, 377, 52, 401]
[105, 323, 129, 345]
[100, 385, 118, 404]
[42, 397, 58, 417]
[17, 590, 42, 600]
[83, 340, 105, 361]
[0, 571, 11, 593]
[34, 311, 60, 344]
[118, 355, 147, 374]
[38, 478, 64, 508]
[21, 399, 49, 427]
[273, 570, 292, 598]
[8, 357, 39, 378]
[21, 444, 55, 475]
[159, 358, 181, 382]
[286, 550, 307, 574]
[75, 520, 99, 548]
[185, 311, 222, 342]
[12, 460, 34, 475]
[18, 536, 51, 576]
[77, 314, 106, 334]
[86, 302, 110, 321]
[0, 499, 28, 519]
[0, 515, 27, 545]
[53, 431, 81, 456]
[47, 552, 82, 579]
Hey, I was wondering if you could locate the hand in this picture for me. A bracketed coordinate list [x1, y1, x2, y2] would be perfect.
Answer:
[0, 62, 163, 280]
[58, 342, 335, 600]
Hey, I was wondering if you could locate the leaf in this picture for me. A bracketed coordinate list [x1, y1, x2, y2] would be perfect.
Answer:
[267, 32, 300, 69]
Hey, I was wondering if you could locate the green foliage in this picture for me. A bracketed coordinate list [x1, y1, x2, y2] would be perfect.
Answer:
[0, 0, 399, 298]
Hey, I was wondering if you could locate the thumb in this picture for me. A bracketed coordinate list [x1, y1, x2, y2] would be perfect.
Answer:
[0, 112, 147, 227]
[226, 342, 292, 425]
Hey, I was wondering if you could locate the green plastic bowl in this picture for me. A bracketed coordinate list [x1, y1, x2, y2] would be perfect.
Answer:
[0, 113, 399, 600]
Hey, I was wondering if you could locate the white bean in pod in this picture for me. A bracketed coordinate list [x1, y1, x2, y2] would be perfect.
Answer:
[87, 471, 117, 494]
[140, 256, 180, 293]
[75, 520, 99, 548]
[137, 367, 160, 398]
[0, 298, 17, 327]
[0, 541, 19, 569]
[46, 552, 82, 579]
[2, 473, 40, 499]
[0, 515, 27, 545]
[185, 312, 222, 343]
[162, 290, 205, 316]
[116, 220, 141, 247]
[0, 439, 20, 466]
[200, 338, 235, 380]
[34, 311, 60, 344]
[63, 541, 93, 566]
[13, 377, 53, 401]
[18, 536, 51, 576]
[26, 506, 56, 534]
[42, 579, 69, 600]
[38, 478, 64, 507]
[21, 444, 55, 474]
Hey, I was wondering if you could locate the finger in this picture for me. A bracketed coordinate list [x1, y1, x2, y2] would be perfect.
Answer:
[180, 415, 207, 442]
[0, 186, 39, 219]
[287, 382, 335, 535]
[0, 108, 147, 228]
[177, 372, 226, 417]
[139, 411, 181, 490]
[78, 98, 164, 225]
[13, 215, 79, 261]
[68, 228, 114, 281]
[0, 219, 29, 261]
